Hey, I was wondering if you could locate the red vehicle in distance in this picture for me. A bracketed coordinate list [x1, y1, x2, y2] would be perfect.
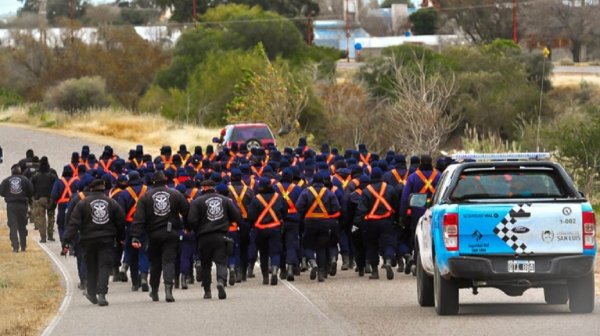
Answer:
[213, 123, 277, 151]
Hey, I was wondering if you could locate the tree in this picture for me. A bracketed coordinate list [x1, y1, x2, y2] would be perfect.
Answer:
[226, 45, 308, 147]
[549, 109, 600, 197]
[156, 0, 319, 22]
[437, 0, 515, 42]
[383, 57, 459, 154]
[381, 0, 414, 9]
[409, 8, 438, 35]
[18, 0, 88, 22]
[156, 4, 307, 89]
[522, 0, 600, 62]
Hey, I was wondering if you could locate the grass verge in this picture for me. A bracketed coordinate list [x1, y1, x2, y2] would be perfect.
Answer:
[0, 106, 219, 155]
[0, 210, 63, 336]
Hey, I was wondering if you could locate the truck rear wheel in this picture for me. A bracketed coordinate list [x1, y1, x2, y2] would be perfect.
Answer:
[417, 252, 434, 307]
[568, 273, 595, 314]
[544, 285, 568, 305]
[434, 261, 459, 315]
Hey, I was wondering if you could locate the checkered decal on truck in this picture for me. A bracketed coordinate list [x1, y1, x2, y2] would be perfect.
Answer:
[493, 204, 532, 254]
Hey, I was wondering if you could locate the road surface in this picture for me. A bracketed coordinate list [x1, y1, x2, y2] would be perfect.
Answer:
[1, 124, 599, 336]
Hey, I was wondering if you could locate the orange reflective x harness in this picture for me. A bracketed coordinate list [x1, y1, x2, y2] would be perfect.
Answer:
[391, 169, 409, 186]
[415, 169, 438, 194]
[125, 185, 148, 223]
[305, 187, 340, 219]
[254, 194, 281, 230]
[69, 163, 79, 177]
[187, 188, 199, 203]
[334, 174, 352, 190]
[229, 185, 249, 219]
[99, 158, 113, 172]
[131, 158, 143, 170]
[275, 183, 298, 214]
[364, 183, 394, 220]
[109, 187, 123, 199]
[57, 177, 78, 204]
[360, 153, 371, 166]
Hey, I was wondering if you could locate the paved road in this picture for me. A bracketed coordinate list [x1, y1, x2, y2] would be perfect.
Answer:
[553, 66, 600, 75]
[1, 124, 599, 336]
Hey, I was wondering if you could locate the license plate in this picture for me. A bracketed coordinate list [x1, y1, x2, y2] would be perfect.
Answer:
[507, 260, 535, 273]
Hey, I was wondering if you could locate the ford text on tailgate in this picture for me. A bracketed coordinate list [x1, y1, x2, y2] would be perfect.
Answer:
[414, 153, 597, 315]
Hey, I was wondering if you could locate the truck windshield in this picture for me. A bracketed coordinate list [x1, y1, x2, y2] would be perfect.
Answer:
[449, 170, 568, 201]
[230, 126, 273, 141]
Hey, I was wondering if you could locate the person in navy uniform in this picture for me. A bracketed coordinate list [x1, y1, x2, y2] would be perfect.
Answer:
[1, 165, 34, 252]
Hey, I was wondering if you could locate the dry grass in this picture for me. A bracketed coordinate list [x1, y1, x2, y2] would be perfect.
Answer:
[0, 211, 63, 336]
[0, 107, 220, 156]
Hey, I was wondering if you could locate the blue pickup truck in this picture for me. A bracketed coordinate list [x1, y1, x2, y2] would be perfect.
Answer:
[413, 153, 597, 315]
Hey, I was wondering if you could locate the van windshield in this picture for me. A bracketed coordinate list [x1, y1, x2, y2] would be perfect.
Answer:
[449, 170, 569, 201]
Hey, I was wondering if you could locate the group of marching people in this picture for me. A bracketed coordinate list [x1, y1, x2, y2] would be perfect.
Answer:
[35, 138, 445, 304]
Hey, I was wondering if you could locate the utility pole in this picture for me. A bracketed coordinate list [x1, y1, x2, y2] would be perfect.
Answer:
[307, 0, 312, 47]
[345, 0, 350, 62]
[513, 0, 518, 44]
[193, 0, 198, 21]
[39, 0, 47, 45]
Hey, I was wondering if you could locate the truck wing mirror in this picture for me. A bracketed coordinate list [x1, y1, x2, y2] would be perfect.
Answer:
[409, 193, 428, 208]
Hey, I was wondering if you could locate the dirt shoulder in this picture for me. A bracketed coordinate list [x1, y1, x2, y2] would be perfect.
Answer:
[0, 210, 63, 336]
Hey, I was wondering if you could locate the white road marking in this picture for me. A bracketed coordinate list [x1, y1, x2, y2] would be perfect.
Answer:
[38, 241, 74, 336]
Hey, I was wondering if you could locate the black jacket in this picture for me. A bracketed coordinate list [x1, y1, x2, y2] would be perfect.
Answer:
[0, 174, 33, 204]
[355, 181, 400, 224]
[188, 190, 242, 237]
[131, 185, 189, 237]
[64, 191, 126, 244]
[32, 172, 57, 199]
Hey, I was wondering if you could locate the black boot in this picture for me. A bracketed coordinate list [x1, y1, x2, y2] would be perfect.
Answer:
[293, 264, 301, 276]
[341, 255, 350, 271]
[181, 274, 188, 290]
[404, 254, 413, 275]
[119, 263, 128, 282]
[369, 265, 379, 280]
[217, 281, 227, 300]
[309, 260, 318, 280]
[384, 259, 394, 280]
[397, 255, 405, 273]
[165, 284, 175, 302]
[247, 262, 256, 278]
[203, 286, 212, 299]
[279, 266, 287, 280]
[174, 276, 180, 289]
[262, 272, 269, 285]
[357, 266, 365, 277]
[318, 269, 325, 282]
[85, 292, 98, 305]
[195, 262, 202, 282]
[149, 290, 159, 302]
[329, 257, 337, 276]
[78, 280, 87, 290]
[236, 267, 242, 283]
[228, 266, 237, 286]
[140, 273, 149, 292]
[112, 268, 120, 282]
[300, 257, 308, 272]
[271, 266, 279, 286]
[97, 294, 109, 307]
[286, 264, 295, 281]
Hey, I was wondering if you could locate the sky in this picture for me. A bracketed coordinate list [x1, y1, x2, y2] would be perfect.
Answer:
[0, 0, 113, 17]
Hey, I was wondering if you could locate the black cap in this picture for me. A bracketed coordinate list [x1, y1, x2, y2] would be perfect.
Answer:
[200, 180, 216, 187]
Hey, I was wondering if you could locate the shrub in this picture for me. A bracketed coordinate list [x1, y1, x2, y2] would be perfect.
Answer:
[0, 87, 23, 109]
[44, 76, 112, 113]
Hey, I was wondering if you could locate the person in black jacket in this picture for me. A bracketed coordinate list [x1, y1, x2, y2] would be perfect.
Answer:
[63, 179, 126, 306]
[130, 171, 189, 303]
[31, 157, 57, 242]
[0, 165, 34, 252]
[188, 180, 242, 300]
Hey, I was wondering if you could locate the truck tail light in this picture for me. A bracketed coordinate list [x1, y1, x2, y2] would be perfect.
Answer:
[443, 213, 459, 251]
[583, 211, 596, 249]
